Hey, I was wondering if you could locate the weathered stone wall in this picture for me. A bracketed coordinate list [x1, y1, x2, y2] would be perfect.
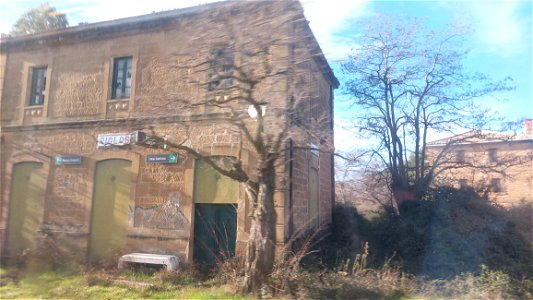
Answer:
[0, 121, 263, 261]
[286, 17, 335, 233]
[429, 139, 533, 206]
[0, 1, 294, 126]
[0, 0, 336, 261]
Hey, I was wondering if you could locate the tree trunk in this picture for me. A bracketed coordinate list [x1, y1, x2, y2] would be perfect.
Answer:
[242, 158, 276, 295]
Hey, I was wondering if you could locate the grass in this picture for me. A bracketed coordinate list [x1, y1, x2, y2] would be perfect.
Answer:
[271, 264, 532, 299]
[1, 264, 531, 299]
[0, 267, 249, 300]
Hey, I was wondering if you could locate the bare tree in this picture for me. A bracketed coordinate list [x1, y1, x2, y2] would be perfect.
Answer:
[133, 2, 334, 293]
[342, 16, 513, 208]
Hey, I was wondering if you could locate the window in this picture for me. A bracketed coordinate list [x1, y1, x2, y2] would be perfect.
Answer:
[459, 179, 468, 189]
[111, 57, 132, 99]
[309, 167, 319, 228]
[488, 148, 498, 163]
[490, 178, 502, 193]
[29, 66, 47, 106]
[208, 48, 234, 91]
[456, 150, 465, 164]
[310, 98, 321, 121]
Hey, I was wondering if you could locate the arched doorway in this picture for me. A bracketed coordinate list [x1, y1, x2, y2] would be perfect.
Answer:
[6, 162, 45, 255]
[88, 159, 132, 261]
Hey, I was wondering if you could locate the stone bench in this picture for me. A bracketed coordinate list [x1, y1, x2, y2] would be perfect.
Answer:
[118, 253, 180, 271]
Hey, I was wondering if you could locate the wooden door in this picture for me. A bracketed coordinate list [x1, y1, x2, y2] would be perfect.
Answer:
[6, 162, 45, 255]
[88, 159, 131, 261]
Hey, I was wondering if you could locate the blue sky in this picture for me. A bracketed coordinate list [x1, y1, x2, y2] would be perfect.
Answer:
[1, 0, 531, 151]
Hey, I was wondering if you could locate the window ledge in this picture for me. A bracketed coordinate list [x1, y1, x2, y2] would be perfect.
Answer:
[24, 106, 44, 117]
[107, 100, 129, 111]
[107, 98, 130, 102]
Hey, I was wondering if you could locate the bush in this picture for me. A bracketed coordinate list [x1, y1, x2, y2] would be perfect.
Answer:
[356, 187, 533, 280]
[4, 233, 84, 274]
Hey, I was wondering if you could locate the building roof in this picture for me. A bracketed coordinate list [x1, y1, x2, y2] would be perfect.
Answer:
[427, 130, 533, 147]
[0, 0, 339, 88]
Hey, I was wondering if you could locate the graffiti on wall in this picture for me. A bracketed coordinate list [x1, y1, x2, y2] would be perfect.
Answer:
[134, 191, 189, 229]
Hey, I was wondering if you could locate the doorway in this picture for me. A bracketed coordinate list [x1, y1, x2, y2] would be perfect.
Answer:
[6, 162, 45, 255]
[88, 159, 131, 261]
[192, 158, 238, 265]
[193, 204, 237, 265]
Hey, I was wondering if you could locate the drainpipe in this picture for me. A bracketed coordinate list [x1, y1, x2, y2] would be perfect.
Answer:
[287, 94, 295, 239]
[330, 85, 335, 226]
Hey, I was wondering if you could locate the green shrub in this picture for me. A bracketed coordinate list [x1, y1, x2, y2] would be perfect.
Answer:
[351, 187, 532, 280]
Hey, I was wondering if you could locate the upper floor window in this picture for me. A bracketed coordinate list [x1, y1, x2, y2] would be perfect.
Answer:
[111, 57, 132, 99]
[459, 179, 468, 189]
[310, 98, 321, 121]
[208, 48, 234, 91]
[488, 148, 498, 163]
[29, 66, 47, 106]
[490, 178, 502, 193]
[456, 150, 465, 164]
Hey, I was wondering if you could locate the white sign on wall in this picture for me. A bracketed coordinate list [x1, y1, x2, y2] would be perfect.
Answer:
[97, 133, 132, 149]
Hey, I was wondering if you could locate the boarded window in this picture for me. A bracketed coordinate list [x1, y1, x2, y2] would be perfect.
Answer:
[488, 148, 498, 163]
[456, 150, 465, 164]
[208, 48, 234, 91]
[459, 179, 468, 189]
[491, 178, 502, 193]
[193, 157, 238, 204]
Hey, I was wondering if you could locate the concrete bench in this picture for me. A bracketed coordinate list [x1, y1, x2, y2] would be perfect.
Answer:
[118, 253, 179, 271]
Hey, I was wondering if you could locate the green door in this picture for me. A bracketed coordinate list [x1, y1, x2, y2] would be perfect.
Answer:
[6, 162, 45, 255]
[88, 159, 131, 261]
[193, 204, 237, 265]
[192, 158, 238, 265]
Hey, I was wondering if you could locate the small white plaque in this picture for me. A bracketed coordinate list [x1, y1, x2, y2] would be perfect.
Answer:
[97, 133, 132, 148]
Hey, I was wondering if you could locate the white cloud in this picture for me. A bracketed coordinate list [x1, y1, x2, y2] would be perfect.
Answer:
[334, 117, 376, 153]
[460, 0, 530, 56]
[301, 0, 371, 61]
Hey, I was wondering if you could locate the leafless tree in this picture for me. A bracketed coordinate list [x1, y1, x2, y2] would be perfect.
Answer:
[342, 16, 514, 208]
[134, 2, 334, 293]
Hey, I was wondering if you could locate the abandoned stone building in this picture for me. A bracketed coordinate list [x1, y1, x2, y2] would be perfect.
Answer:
[0, 1, 338, 265]
[427, 124, 533, 207]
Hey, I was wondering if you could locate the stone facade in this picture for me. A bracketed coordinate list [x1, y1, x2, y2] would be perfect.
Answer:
[427, 131, 533, 207]
[0, 1, 338, 263]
